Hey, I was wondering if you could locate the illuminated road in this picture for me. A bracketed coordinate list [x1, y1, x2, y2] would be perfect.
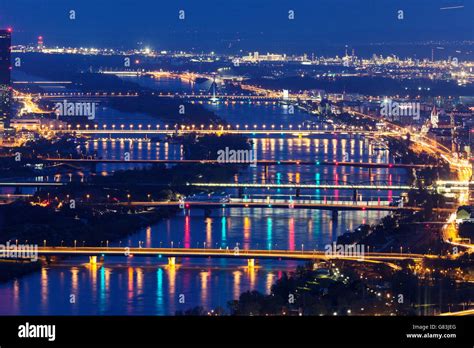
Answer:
[443, 212, 474, 250]
[439, 308, 474, 316]
[346, 109, 472, 181]
[13, 90, 50, 116]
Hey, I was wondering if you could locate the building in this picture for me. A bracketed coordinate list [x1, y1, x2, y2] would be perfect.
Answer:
[0, 29, 12, 127]
[10, 116, 67, 132]
[430, 106, 439, 128]
[241, 52, 287, 63]
[10, 118, 41, 131]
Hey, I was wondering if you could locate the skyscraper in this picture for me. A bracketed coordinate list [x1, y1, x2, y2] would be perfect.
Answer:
[0, 29, 12, 127]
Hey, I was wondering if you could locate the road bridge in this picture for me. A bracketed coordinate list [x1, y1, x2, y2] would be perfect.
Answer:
[40, 158, 433, 169]
[34, 246, 429, 269]
[188, 182, 412, 190]
[108, 199, 427, 212]
[50, 127, 383, 136]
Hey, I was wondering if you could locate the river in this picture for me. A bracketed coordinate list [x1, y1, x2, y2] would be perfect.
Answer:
[0, 76, 408, 315]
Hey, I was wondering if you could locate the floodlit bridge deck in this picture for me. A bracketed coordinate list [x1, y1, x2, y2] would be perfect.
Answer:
[110, 200, 447, 212]
[189, 182, 413, 190]
[51, 129, 381, 136]
[35, 246, 427, 263]
[40, 158, 433, 169]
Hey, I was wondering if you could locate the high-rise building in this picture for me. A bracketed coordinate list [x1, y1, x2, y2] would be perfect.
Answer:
[0, 29, 12, 127]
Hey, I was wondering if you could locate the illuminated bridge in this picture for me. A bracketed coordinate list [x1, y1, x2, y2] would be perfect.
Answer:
[50, 127, 384, 137]
[0, 182, 65, 187]
[34, 246, 430, 269]
[188, 182, 413, 191]
[0, 181, 412, 191]
[31, 91, 289, 103]
[40, 158, 433, 169]
[33, 92, 285, 102]
[108, 199, 446, 212]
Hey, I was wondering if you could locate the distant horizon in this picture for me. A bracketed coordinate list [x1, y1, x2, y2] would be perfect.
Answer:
[0, 0, 472, 55]
[8, 40, 474, 61]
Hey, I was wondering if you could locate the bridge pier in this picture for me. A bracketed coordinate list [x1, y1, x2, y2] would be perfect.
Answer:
[168, 257, 176, 266]
[237, 187, 243, 198]
[89, 256, 98, 264]
[331, 210, 339, 222]
[264, 165, 269, 178]
[247, 258, 255, 268]
[296, 188, 301, 198]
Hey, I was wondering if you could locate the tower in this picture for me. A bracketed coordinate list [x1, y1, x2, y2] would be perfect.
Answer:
[38, 36, 44, 51]
[430, 106, 439, 128]
[209, 75, 218, 104]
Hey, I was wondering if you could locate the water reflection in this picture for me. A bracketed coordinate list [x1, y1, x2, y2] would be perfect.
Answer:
[0, 79, 408, 315]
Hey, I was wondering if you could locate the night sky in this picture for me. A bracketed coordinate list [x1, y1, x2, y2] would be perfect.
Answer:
[0, 0, 472, 53]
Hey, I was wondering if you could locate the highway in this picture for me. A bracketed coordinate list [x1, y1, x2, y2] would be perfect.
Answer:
[439, 309, 474, 316]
